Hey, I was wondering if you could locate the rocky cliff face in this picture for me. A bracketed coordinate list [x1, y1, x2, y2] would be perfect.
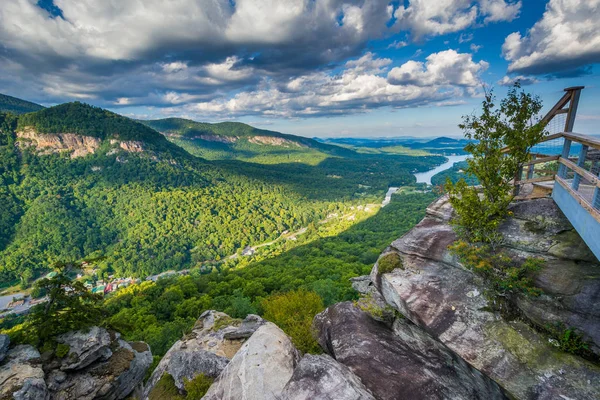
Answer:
[368, 195, 600, 399]
[0, 328, 151, 400]
[17, 127, 145, 158]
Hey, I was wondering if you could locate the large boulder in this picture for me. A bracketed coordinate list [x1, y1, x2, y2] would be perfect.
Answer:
[280, 354, 375, 400]
[374, 195, 600, 399]
[44, 328, 152, 400]
[143, 311, 265, 399]
[202, 322, 301, 400]
[0, 334, 9, 363]
[56, 326, 112, 371]
[313, 302, 509, 400]
[0, 345, 49, 400]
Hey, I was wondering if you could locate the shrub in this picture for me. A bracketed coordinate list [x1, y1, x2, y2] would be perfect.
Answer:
[183, 373, 214, 399]
[55, 343, 70, 358]
[449, 240, 543, 298]
[377, 252, 403, 276]
[148, 373, 184, 400]
[261, 289, 324, 354]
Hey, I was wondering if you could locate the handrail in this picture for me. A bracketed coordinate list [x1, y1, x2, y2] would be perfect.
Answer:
[555, 176, 600, 224]
[559, 158, 600, 188]
[562, 132, 600, 150]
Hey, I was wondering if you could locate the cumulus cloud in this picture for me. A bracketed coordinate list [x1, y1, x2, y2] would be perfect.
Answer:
[502, 0, 600, 76]
[497, 75, 539, 86]
[393, 0, 521, 40]
[387, 50, 488, 87]
[0, 0, 489, 118]
[180, 50, 487, 118]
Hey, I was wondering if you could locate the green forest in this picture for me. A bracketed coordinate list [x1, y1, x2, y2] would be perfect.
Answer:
[0, 103, 443, 287]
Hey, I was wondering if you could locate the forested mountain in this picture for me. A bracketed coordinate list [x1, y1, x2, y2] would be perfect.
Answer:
[323, 136, 471, 156]
[0, 93, 44, 114]
[143, 118, 356, 164]
[0, 101, 443, 287]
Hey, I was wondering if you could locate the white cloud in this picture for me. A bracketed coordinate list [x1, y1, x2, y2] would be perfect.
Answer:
[459, 33, 473, 43]
[387, 50, 488, 87]
[479, 0, 520, 23]
[185, 50, 487, 118]
[470, 43, 482, 52]
[502, 0, 600, 75]
[393, 0, 521, 40]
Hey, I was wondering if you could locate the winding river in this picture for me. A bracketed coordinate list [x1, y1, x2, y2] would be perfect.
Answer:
[414, 155, 469, 185]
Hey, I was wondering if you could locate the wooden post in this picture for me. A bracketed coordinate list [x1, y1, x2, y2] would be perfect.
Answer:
[558, 139, 572, 178]
[564, 86, 584, 133]
[572, 145, 588, 191]
[527, 154, 536, 180]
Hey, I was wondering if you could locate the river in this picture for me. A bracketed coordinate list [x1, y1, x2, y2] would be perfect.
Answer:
[414, 155, 469, 185]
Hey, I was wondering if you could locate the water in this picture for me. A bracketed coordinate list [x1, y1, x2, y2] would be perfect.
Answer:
[414, 155, 469, 185]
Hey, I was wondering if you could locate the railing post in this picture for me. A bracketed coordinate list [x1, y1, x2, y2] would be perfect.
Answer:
[558, 139, 572, 178]
[572, 145, 588, 191]
[527, 155, 536, 180]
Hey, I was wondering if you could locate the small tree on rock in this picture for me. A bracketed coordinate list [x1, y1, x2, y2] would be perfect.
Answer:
[446, 82, 546, 245]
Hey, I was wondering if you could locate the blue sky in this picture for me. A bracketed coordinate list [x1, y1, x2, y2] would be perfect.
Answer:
[1, 0, 599, 137]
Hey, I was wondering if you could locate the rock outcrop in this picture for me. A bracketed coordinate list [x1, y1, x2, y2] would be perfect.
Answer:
[203, 322, 301, 400]
[248, 135, 303, 147]
[0, 328, 151, 400]
[314, 302, 508, 400]
[0, 345, 48, 400]
[17, 128, 146, 159]
[0, 334, 9, 362]
[17, 128, 102, 158]
[143, 311, 265, 398]
[371, 195, 600, 399]
[280, 354, 376, 400]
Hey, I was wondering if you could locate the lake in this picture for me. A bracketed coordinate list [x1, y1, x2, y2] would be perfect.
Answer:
[414, 155, 469, 185]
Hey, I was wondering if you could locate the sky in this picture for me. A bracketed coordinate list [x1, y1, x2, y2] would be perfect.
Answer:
[1, 0, 599, 138]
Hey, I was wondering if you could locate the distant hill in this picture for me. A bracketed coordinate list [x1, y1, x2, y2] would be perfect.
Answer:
[142, 118, 356, 164]
[322, 136, 470, 156]
[16, 102, 177, 153]
[0, 93, 44, 114]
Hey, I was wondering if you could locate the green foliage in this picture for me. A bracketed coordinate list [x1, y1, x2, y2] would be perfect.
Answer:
[149, 373, 184, 400]
[0, 93, 44, 114]
[96, 193, 434, 357]
[431, 161, 478, 187]
[262, 289, 324, 354]
[446, 83, 546, 246]
[183, 373, 214, 399]
[449, 241, 543, 298]
[55, 343, 70, 358]
[17, 264, 104, 346]
[0, 103, 443, 282]
[377, 252, 403, 275]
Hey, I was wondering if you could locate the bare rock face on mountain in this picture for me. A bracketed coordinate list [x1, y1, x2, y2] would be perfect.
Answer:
[372, 195, 600, 399]
[280, 354, 376, 400]
[0, 345, 48, 400]
[202, 322, 301, 400]
[313, 302, 508, 400]
[143, 311, 265, 399]
[17, 128, 102, 158]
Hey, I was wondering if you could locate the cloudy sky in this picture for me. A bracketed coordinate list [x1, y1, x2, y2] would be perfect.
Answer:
[1, 0, 599, 137]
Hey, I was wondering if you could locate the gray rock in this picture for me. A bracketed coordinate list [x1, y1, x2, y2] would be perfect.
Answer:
[56, 326, 112, 371]
[376, 195, 600, 399]
[350, 275, 373, 295]
[47, 335, 151, 400]
[0, 334, 9, 362]
[0, 345, 49, 400]
[203, 322, 301, 400]
[143, 311, 265, 399]
[281, 354, 375, 400]
[314, 302, 509, 400]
